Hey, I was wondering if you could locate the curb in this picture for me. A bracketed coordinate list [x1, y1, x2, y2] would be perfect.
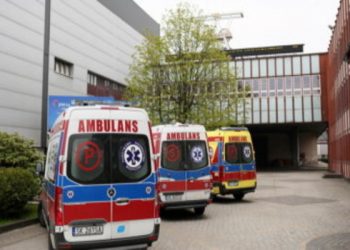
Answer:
[0, 218, 38, 234]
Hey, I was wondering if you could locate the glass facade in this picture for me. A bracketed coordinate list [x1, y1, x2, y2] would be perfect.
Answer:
[233, 54, 322, 124]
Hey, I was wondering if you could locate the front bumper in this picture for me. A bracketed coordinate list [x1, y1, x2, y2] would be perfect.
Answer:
[53, 224, 160, 250]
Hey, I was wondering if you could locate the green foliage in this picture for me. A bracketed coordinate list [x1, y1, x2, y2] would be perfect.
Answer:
[0, 168, 40, 216]
[126, 3, 241, 128]
[0, 132, 44, 170]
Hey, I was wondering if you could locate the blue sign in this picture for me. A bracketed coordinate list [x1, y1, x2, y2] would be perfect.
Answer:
[48, 95, 115, 131]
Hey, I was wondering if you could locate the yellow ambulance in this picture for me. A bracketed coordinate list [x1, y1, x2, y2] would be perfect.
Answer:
[207, 127, 257, 200]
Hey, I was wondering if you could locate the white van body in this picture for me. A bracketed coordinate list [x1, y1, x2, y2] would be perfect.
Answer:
[152, 124, 211, 215]
[38, 105, 160, 250]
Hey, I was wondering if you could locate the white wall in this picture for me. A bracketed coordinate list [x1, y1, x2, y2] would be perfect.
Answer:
[0, 0, 149, 145]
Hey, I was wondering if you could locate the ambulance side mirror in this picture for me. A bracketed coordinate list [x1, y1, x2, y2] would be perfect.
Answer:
[36, 162, 45, 176]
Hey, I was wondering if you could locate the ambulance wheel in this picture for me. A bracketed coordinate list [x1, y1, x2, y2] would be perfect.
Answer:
[233, 193, 245, 201]
[38, 203, 45, 227]
[194, 207, 205, 216]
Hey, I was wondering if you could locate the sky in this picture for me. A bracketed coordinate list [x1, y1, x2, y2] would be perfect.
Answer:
[134, 0, 340, 53]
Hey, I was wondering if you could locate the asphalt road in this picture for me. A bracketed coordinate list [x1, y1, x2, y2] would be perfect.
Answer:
[1, 171, 350, 250]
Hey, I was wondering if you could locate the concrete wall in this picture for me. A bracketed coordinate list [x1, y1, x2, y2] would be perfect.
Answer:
[299, 132, 318, 165]
[0, 0, 158, 145]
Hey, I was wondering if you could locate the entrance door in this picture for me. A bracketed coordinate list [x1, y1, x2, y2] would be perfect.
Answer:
[110, 134, 156, 239]
[63, 134, 112, 242]
[185, 141, 211, 201]
[159, 141, 186, 203]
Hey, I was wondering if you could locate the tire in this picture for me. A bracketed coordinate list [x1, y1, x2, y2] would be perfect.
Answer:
[194, 207, 205, 216]
[233, 193, 245, 201]
[38, 203, 46, 227]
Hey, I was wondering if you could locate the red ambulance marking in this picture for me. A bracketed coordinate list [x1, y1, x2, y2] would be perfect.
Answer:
[63, 202, 110, 224]
[226, 144, 238, 162]
[160, 181, 186, 192]
[112, 200, 155, 221]
[166, 132, 200, 140]
[228, 136, 247, 142]
[166, 144, 180, 162]
[75, 141, 102, 172]
[222, 172, 241, 182]
[78, 120, 138, 133]
[187, 180, 210, 190]
[208, 136, 223, 142]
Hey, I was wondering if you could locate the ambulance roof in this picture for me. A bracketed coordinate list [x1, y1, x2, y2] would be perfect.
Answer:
[153, 123, 206, 132]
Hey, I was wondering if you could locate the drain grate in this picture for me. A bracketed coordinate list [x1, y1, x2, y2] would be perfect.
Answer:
[260, 195, 336, 206]
[306, 233, 350, 250]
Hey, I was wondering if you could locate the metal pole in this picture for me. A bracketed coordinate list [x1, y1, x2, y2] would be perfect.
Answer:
[41, 0, 51, 150]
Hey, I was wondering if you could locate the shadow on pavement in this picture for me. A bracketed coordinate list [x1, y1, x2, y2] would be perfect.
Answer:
[212, 196, 254, 205]
[160, 209, 209, 222]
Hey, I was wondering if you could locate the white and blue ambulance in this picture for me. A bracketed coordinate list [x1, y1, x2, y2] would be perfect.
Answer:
[152, 123, 211, 215]
[38, 105, 160, 250]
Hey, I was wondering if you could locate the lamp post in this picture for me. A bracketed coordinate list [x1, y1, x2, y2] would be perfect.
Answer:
[41, 0, 51, 150]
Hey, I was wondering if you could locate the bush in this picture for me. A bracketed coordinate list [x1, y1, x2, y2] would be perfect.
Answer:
[0, 132, 44, 170]
[0, 168, 40, 217]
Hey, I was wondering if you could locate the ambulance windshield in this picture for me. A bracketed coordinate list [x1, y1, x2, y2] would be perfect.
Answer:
[67, 134, 151, 184]
[161, 141, 208, 170]
[225, 143, 253, 164]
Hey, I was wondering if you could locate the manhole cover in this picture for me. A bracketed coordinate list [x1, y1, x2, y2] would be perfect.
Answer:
[306, 233, 350, 250]
[260, 195, 336, 206]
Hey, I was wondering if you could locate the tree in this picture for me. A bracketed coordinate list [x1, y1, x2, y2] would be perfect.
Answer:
[126, 3, 241, 129]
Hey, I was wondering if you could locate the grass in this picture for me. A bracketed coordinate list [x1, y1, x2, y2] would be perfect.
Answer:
[0, 203, 38, 226]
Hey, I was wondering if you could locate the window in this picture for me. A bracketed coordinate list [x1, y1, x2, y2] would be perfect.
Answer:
[311, 55, 320, 73]
[269, 78, 276, 97]
[268, 58, 275, 76]
[45, 135, 60, 182]
[276, 58, 283, 76]
[67, 134, 151, 184]
[284, 57, 292, 75]
[260, 59, 267, 77]
[225, 143, 253, 164]
[261, 79, 267, 97]
[54, 58, 73, 77]
[286, 96, 293, 122]
[161, 141, 208, 170]
[236, 61, 243, 78]
[252, 59, 259, 77]
[302, 56, 311, 74]
[244, 60, 251, 78]
[292, 56, 301, 75]
[277, 97, 285, 123]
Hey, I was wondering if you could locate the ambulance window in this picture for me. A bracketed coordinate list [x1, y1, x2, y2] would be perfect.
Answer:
[67, 134, 108, 184]
[186, 141, 208, 170]
[225, 143, 239, 164]
[111, 135, 151, 183]
[241, 143, 253, 163]
[45, 136, 60, 183]
[162, 142, 183, 170]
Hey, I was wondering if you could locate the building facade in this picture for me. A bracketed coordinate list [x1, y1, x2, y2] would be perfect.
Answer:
[327, 0, 350, 179]
[0, 0, 159, 146]
[228, 45, 328, 169]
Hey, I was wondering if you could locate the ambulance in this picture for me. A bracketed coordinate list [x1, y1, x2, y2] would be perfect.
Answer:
[207, 127, 257, 200]
[152, 123, 211, 215]
[37, 105, 160, 250]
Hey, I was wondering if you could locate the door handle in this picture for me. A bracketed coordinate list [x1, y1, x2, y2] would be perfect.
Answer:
[115, 198, 129, 206]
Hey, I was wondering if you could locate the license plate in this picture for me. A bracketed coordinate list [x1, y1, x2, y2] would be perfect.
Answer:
[165, 194, 182, 201]
[72, 225, 103, 236]
[228, 181, 238, 186]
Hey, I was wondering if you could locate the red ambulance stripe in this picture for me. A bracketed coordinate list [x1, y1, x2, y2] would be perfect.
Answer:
[112, 200, 155, 221]
[187, 180, 210, 191]
[223, 172, 240, 181]
[63, 202, 110, 224]
[240, 171, 256, 180]
[159, 181, 186, 192]
[208, 136, 224, 142]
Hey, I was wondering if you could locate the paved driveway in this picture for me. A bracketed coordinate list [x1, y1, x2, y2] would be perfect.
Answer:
[1, 171, 349, 250]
